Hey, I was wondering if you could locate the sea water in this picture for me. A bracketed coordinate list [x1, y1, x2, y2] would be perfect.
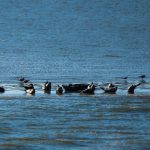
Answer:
[0, 0, 150, 149]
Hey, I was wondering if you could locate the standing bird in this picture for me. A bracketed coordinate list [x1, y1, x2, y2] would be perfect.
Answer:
[42, 81, 51, 93]
[56, 85, 63, 95]
[128, 83, 140, 94]
[23, 83, 35, 95]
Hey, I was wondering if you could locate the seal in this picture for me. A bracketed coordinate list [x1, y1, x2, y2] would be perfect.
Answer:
[100, 83, 117, 94]
[56, 85, 63, 95]
[128, 83, 140, 94]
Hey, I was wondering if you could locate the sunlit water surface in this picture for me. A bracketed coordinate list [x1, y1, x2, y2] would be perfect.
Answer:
[0, 0, 150, 149]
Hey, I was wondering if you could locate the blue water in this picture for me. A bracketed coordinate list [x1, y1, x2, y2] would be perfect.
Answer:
[0, 0, 150, 149]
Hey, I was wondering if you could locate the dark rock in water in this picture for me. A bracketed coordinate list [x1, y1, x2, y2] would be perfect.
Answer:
[62, 83, 89, 92]
[128, 83, 140, 94]
[0, 86, 5, 93]
[100, 83, 117, 94]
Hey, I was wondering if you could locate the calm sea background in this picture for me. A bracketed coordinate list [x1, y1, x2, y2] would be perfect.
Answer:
[0, 0, 150, 149]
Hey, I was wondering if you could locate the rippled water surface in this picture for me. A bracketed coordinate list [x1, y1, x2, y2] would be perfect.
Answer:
[0, 95, 150, 150]
[0, 0, 150, 149]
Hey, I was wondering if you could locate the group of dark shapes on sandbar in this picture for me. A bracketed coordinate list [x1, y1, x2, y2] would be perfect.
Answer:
[0, 75, 147, 95]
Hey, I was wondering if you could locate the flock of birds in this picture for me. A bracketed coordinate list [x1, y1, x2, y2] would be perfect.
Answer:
[0, 75, 148, 95]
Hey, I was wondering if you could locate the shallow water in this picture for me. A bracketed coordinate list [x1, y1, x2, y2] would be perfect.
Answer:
[0, 94, 150, 150]
[0, 0, 150, 149]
